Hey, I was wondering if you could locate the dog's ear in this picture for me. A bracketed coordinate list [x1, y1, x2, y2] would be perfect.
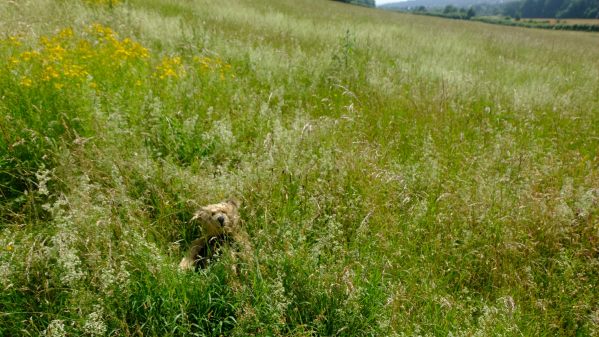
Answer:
[191, 211, 201, 222]
[226, 198, 241, 208]
[191, 208, 206, 222]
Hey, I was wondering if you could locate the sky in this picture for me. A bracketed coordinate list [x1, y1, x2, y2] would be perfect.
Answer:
[375, 0, 404, 5]
[375, 0, 405, 6]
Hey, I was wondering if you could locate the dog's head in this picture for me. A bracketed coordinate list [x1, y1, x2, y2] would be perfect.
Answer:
[192, 199, 240, 237]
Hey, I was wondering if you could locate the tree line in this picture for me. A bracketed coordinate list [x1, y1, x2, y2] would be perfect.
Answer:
[506, 0, 599, 18]
[470, 0, 599, 18]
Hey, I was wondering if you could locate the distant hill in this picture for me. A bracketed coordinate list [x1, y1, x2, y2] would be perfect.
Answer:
[380, 0, 504, 9]
[512, 0, 598, 18]
[381, 0, 599, 18]
[334, 0, 376, 7]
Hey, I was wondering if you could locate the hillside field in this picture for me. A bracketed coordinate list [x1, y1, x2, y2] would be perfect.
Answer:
[1, 0, 598, 336]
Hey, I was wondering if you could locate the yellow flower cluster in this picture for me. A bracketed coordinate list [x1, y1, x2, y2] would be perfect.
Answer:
[2, 24, 149, 90]
[155, 56, 186, 80]
[4, 35, 22, 47]
[1, 24, 236, 94]
[87, 23, 149, 67]
[89, 24, 149, 60]
[153, 55, 234, 82]
[193, 55, 234, 80]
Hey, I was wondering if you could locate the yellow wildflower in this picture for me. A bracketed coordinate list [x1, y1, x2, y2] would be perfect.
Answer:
[58, 27, 74, 40]
[5, 23, 152, 93]
[40, 39, 66, 62]
[42, 66, 60, 81]
[155, 56, 185, 79]
[64, 64, 88, 79]
[7, 35, 21, 47]
[77, 40, 94, 60]
[20, 50, 40, 61]
[8, 57, 20, 66]
[91, 23, 117, 41]
[117, 38, 149, 60]
[20, 77, 33, 87]
[193, 54, 234, 79]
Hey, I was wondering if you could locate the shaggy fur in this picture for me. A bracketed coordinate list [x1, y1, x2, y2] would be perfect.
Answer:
[179, 199, 251, 271]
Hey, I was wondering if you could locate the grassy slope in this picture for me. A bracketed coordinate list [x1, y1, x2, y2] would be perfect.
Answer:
[1, 0, 598, 335]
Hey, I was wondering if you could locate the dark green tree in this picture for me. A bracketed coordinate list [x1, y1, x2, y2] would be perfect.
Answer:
[521, 0, 542, 17]
[543, 0, 565, 17]
[444, 5, 458, 13]
[466, 7, 476, 18]
[503, 1, 522, 17]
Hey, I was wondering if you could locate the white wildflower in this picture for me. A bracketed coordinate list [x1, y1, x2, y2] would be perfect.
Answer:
[0, 262, 11, 288]
[52, 231, 84, 286]
[560, 177, 574, 199]
[500, 296, 516, 315]
[590, 309, 599, 336]
[116, 261, 130, 287]
[99, 266, 116, 294]
[269, 273, 290, 324]
[575, 188, 597, 218]
[555, 202, 574, 221]
[36, 166, 52, 196]
[83, 305, 107, 337]
[205, 118, 235, 146]
[43, 320, 66, 337]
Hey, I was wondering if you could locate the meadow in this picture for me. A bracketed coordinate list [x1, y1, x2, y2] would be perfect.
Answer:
[472, 15, 599, 31]
[1, 0, 598, 335]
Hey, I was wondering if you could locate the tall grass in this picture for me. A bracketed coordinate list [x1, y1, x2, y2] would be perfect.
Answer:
[1, 0, 598, 335]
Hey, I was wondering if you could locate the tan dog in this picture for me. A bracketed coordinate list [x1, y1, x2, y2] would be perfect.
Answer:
[179, 199, 251, 271]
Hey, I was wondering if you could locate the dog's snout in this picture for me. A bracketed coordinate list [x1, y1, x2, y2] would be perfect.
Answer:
[217, 215, 225, 226]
